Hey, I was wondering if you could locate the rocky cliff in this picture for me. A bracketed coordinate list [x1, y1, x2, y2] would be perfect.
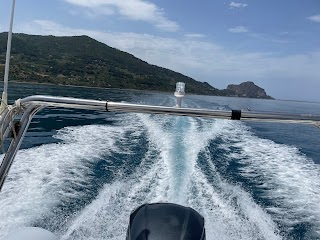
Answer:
[227, 81, 273, 99]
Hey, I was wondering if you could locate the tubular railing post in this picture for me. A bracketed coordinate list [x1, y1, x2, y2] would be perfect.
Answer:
[0, 105, 42, 191]
[0, 0, 16, 113]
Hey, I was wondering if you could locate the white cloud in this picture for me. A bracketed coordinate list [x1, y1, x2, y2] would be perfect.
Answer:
[184, 33, 206, 38]
[307, 14, 320, 23]
[228, 26, 248, 33]
[14, 20, 320, 101]
[63, 0, 179, 32]
[229, 2, 248, 8]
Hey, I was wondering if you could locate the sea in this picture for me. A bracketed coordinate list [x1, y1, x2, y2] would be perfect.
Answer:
[1, 82, 320, 240]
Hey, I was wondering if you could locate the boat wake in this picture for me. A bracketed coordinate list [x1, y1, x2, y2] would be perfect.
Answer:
[0, 98, 320, 239]
[215, 121, 320, 238]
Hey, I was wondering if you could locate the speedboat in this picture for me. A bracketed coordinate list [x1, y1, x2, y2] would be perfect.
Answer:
[1, 1, 320, 239]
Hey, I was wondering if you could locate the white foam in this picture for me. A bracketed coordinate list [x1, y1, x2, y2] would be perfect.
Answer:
[183, 118, 281, 239]
[61, 160, 168, 239]
[218, 120, 320, 237]
[2, 101, 303, 239]
[61, 114, 172, 239]
[61, 116, 281, 240]
[0, 117, 141, 237]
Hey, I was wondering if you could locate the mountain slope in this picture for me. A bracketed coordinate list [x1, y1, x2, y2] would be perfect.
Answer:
[0, 33, 272, 99]
[0, 33, 225, 95]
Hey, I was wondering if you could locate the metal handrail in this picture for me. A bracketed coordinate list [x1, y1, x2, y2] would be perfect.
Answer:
[18, 95, 320, 122]
[0, 105, 43, 191]
[0, 94, 320, 191]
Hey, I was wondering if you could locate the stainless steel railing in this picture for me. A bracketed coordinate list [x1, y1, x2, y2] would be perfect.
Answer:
[18, 95, 320, 122]
[0, 95, 320, 191]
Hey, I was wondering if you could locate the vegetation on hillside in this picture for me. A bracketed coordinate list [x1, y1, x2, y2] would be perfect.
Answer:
[0, 33, 273, 99]
[0, 33, 233, 95]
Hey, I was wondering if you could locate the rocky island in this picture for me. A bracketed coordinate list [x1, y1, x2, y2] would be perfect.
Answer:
[227, 82, 273, 99]
[0, 33, 273, 99]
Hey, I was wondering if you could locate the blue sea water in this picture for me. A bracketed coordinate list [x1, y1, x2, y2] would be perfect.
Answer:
[1, 83, 320, 239]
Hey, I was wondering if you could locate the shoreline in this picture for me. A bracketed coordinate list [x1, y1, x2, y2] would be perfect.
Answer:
[8, 80, 172, 95]
[2, 81, 320, 103]
[6, 81, 278, 101]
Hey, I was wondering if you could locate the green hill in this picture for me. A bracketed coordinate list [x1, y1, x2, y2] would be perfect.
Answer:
[0, 32, 231, 95]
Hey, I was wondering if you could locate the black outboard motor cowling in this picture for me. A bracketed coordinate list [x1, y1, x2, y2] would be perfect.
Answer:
[126, 203, 206, 240]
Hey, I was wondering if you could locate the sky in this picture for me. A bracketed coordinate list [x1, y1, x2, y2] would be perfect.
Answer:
[0, 0, 319, 101]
